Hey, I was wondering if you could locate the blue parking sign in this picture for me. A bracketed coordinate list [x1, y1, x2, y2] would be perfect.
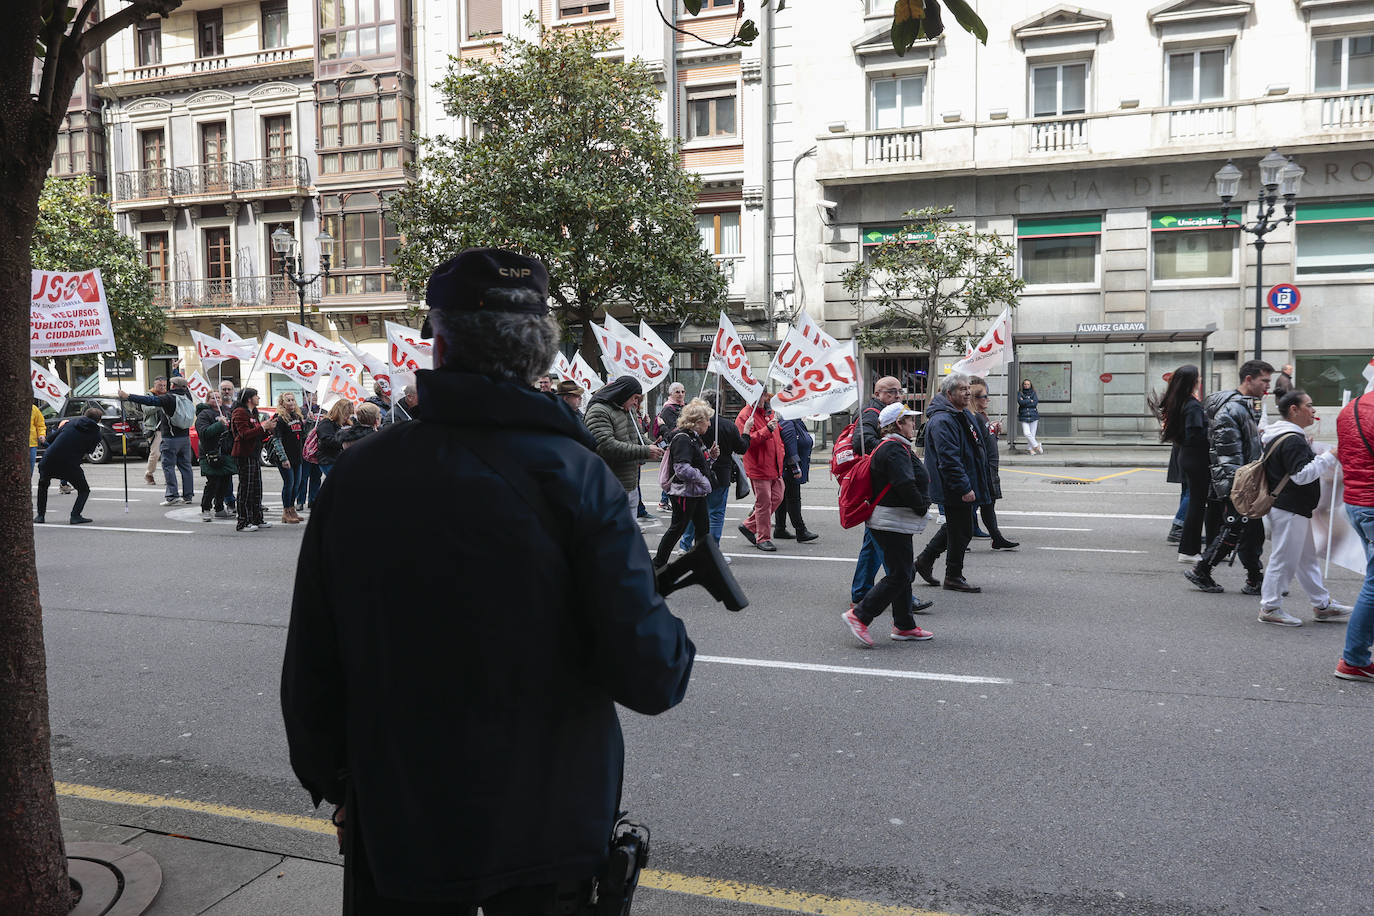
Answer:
[1267, 284, 1300, 313]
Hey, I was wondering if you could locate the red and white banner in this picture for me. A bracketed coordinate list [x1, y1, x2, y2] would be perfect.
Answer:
[30, 268, 116, 357]
[950, 308, 1012, 377]
[319, 362, 369, 410]
[595, 320, 669, 393]
[185, 371, 214, 403]
[191, 329, 254, 369]
[707, 312, 763, 406]
[287, 322, 347, 358]
[796, 309, 838, 352]
[640, 320, 674, 361]
[384, 320, 432, 393]
[772, 341, 861, 420]
[341, 339, 392, 396]
[567, 351, 604, 394]
[249, 330, 331, 390]
[219, 325, 258, 362]
[30, 360, 70, 413]
[550, 350, 573, 380]
[768, 324, 832, 385]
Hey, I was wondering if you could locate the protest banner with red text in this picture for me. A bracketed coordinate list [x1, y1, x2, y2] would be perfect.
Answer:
[249, 330, 331, 390]
[342, 339, 392, 396]
[950, 307, 1012, 377]
[707, 312, 764, 405]
[551, 350, 573, 380]
[31, 268, 116, 357]
[191, 329, 253, 370]
[319, 362, 370, 409]
[568, 351, 604, 394]
[595, 320, 669, 393]
[768, 324, 832, 385]
[772, 341, 861, 420]
[185, 371, 214, 403]
[30, 360, 70, 413]
[796, 308, 838, 352]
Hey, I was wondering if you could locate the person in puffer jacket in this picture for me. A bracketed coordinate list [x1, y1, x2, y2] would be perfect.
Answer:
[841, 402, 935, 647]
[1254, 389, 1351, 627]
[653, 399, 719, 567]
[1186, 359, 1273, 595]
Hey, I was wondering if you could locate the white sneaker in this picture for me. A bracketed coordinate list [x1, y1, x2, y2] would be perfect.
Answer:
[1313, 601, 1353, 624]
[257, 520, 273, 529]
[1258, 608, 1303, 627]
[201, 511, 212, 522]
[1177, 553, 1202, 564]
[160, 497, 181, 506]
[239, 524, 259, 532]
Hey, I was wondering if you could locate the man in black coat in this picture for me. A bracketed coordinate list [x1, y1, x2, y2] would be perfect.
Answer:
[281, 248, 695, 915]
[34, 406, 104, 524]
[915, 373, 991, 593]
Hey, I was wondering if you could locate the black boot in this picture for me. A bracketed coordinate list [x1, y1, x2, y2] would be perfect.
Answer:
[1241, 569, 1264, 596]
[1185, 563, 1224, 593]
[773, 527, 795, 539]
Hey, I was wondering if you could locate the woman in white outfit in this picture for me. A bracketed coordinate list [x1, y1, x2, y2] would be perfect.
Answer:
[1257, 389, 1353, 627]
[1017, 379, 1042, 455]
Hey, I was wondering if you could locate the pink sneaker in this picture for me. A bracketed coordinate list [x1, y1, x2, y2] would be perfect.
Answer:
[842, 608, 874, 648]
[891, 625, 934, 641]
[1335, 659, 1374, 683]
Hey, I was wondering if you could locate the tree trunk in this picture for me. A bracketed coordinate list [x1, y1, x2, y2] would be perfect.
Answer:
[578, 309, 600, 372]
[0, 162, 73, 916]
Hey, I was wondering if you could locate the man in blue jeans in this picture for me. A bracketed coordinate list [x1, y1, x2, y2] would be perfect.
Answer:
[1335, 388, 1374, 682]
[849, 376, 935, 613]
[120, 376, 195, 506]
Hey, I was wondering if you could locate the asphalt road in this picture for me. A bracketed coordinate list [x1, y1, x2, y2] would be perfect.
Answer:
[35, 460, 1374, 916]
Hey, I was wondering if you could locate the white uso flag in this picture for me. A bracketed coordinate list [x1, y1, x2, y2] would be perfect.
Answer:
[639, 321, 674, 363]
[185, 371, 215, 403]
[30, 360, 70, 413]
[796, 308, 838, 352]
[707, 311, 763, 405]
[320, 362, 369, 409]
[287, 321, 347, 358]
[551, 350, 573, 379]
[31, 269, 116, 357]
[595, 319, 669, 393]
[191, 329, 251, 369]
[568, 351, 604, 394]
[384, 320, 433, 392]
[950, 308, 1013, 377]
[249, 330, 332, 390]
[342, 338, 393, 395]
[769, 324, 832, 385]
[772, 341, 861, 421]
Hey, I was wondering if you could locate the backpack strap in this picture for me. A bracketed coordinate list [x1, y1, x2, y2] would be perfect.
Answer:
[1355, 396, 1374, 463]
[1261, 431, 1302, 497]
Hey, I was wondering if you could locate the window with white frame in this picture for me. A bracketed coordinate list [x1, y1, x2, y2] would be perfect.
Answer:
[870, 75, 924, 130]
[1167, 48, 1227, 104]
[1150, 211, 1236, 281]
[464, 0, 501, 39]
[1295, 200, 1374, 275]
[1018, 215, 1100, 285]
[696, 211, 741, 256]
[1031, 62, 1087, 117]
[1315, 34, 1374, 91]
[558, 0, 610, 18]
[685, 85, 737, 141]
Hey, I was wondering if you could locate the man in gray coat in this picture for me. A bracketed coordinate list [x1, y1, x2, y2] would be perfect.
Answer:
[584, 376, 664, 518]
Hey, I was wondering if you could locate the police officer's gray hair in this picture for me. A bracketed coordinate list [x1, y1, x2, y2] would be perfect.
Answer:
[428, 309, 560, 385]
[940, 373, 969, 395]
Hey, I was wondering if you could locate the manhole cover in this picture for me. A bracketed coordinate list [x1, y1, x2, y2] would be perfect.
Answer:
[1048, 479, 1092, 485]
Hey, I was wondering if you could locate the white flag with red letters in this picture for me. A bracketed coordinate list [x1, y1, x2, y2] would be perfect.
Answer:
[567, 351, 604, 394]
[771, 341, 861, 420]
[707, 312, 764, 405]
[769, 324, 833, 385]
[185, 371, 214, 403]
[595, 320, 669, 393]
[30, 360, 70, 413]
[950, 308, 1012, 377]
[248, 330, 332, 390]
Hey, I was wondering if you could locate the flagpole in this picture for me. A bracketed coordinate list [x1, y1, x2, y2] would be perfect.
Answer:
[1325, 465, 1339, 580]
[118, 394, 129, 513]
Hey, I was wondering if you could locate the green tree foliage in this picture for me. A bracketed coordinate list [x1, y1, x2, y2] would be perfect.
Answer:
[31, 177, 165, 358]
[390, 24, 726, 356]
[840, 206, 1025, 384]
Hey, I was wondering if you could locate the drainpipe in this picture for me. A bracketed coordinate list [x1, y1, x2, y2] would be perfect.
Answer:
[791, 145, 817, 318]
[761, 0, 773, 329]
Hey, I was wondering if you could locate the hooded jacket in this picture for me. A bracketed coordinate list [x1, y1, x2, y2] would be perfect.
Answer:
[30, 404, 46, 448]
[281, 368, 694, 903]
[1017, 388, 1039, 422]
[1204, 389, 1261, 499]
[923, 393, 991, 506]
[584, 378, 653, 492]
[38, 416, 102, 473]
[126, 387, 193, 437]
[195, 405, 237, 477]
[1261, 420, 1336, 518]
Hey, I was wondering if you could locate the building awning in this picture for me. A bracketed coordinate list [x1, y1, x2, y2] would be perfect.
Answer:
[1014, 327, 1216, 345]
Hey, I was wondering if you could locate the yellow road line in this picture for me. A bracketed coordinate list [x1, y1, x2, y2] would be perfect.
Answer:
[1001, 467, 1159, 483]
[56, 781, 960, 916]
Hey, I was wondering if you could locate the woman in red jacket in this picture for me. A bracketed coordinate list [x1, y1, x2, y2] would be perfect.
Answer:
[230, 388, 277, 532]
[736, 392, 785, 552]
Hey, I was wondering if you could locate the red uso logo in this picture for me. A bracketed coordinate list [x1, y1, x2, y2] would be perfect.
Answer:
[977, 327, 1006, 354]
[197, 340, 224, 360]
[774, 340, 817, 379]
[712, 329, 759, 385]
[31, 367, 63, 398]
[33, 271, 97, 304]
[783, 353, 858, 398]
[390, 343, 422, 373]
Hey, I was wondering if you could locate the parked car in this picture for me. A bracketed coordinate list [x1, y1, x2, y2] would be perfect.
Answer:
[41, 398, 154, 464]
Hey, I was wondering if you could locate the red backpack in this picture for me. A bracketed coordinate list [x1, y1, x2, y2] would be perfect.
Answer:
[837, 439, 895, 529]
[829, 407, 881, 480]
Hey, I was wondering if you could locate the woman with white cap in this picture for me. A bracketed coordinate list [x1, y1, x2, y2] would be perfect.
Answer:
[842, 402, 935, 647]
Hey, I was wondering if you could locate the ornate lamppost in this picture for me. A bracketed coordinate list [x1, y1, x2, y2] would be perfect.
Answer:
[271, 226, 334, 327]
[1214, 149, 1305, 361]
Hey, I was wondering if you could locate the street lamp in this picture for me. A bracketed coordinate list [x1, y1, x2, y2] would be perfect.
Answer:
[1215, 148, 1304, 361]
[272, 226, 333, 327]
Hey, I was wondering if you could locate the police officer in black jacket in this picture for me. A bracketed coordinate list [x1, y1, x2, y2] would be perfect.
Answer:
[34, 405, 104, 525]
[281, 248, 695, 915]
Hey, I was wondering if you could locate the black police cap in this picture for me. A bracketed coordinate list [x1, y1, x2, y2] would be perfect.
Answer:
[425, 248, 549, 322]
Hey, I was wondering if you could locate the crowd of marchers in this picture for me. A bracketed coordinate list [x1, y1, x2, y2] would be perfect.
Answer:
[1157, 358, 1374, 684]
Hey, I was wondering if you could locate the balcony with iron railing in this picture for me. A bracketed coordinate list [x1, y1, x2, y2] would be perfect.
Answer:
[713, 253, 746, 298]
[816, 89, 1374, 183]
[104, 45, 312, 96]
[151, 275, 321, 315]
[113, 156, 311, 205]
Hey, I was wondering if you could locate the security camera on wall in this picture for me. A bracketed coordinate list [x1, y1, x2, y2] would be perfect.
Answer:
[817, 199, 839, 224]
